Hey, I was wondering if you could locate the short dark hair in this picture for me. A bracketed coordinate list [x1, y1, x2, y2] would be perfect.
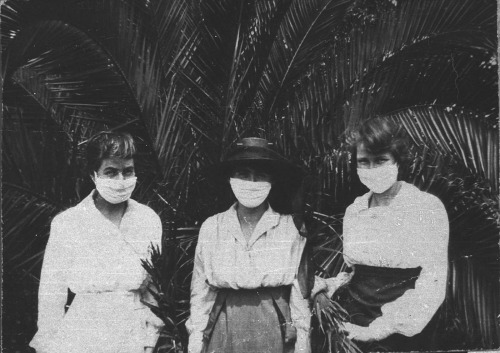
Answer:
[348, 116, 410, 165]
[86, 131, 136, 174]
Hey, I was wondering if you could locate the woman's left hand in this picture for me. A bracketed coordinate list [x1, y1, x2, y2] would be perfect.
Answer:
[310, 277, 328, 298]
[342, 322, 391, 342]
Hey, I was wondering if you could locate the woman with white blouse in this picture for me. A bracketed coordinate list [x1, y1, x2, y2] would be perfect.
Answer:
[334, 117, 449, 351]
[186, 137, 311, 353]
[29, 132, 163, 353]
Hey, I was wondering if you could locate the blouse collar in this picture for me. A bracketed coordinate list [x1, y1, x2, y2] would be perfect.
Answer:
[227, 202, 281, 248]
[357, 181, 414, 211]
[77, 190, 137, 229]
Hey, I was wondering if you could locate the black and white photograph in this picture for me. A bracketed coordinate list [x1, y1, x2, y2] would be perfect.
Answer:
[1, 0, 498, 352]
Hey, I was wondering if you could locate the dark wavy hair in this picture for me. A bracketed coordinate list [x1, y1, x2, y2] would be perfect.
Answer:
[86, 131, 136, 174]
[348, 116, 410, 166]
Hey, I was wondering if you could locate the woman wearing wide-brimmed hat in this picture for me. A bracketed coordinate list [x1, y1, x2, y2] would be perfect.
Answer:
[185, 137, 312, 353]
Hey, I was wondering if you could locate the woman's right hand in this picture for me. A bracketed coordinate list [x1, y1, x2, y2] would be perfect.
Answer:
[310, 277, 329, 298]
[342, 321, 392, 342]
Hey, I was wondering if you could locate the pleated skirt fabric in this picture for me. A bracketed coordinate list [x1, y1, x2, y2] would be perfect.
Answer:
[203, 286, 295, 353]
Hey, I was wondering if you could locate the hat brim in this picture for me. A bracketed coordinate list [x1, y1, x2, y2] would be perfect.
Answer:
[207, 158, 304, 184]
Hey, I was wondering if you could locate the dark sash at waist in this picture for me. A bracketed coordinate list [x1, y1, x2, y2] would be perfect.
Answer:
[334, 264, 422, 327]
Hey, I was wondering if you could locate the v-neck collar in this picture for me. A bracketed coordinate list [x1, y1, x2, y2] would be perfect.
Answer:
[80, 190, 134, 231]
[359, 181, 411, 211]
[227, 203, 281, 248]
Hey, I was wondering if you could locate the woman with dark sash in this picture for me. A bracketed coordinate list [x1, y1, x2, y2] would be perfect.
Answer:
[334, 117, 449, 351]
[186, 137, 311, 353]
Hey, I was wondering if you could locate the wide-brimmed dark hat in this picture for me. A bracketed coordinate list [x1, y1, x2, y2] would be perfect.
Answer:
[199, 137, 307, 215]
[216, 137, 304, 182]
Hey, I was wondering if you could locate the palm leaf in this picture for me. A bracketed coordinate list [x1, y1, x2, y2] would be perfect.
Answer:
[2, 0, 498, 351]
[141, 228, 198, 352]
[390, 106, 498, 191]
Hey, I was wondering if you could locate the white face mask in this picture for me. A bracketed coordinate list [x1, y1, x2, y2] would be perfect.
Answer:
[93, 172, 137, 204]
[357, 163, 398, 194]
[229, 178, 272, 208]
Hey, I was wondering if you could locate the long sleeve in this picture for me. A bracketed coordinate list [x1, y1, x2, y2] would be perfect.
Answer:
[143, 213, 164, 348]
[186, 220, 217, 353]
[365, 197, 449, 338]
[290, 278, 311, 352]
[30, 215, 72, 353]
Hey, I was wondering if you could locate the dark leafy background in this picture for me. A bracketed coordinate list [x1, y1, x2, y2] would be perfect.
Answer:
[2, 0, 498, 352]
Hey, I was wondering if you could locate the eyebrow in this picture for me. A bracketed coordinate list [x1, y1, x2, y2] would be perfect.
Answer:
[102, 166, 135, 172]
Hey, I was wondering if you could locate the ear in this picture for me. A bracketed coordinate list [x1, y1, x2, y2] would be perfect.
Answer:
[90, 171, 96, 183]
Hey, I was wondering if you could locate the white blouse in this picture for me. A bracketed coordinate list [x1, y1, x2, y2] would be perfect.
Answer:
[186, 204, 311, 353]
[30, 191, 163, 353]
[342, 181, 449, 338]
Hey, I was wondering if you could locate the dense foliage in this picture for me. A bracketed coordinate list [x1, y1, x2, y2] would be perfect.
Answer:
[2, 0, 498, 352]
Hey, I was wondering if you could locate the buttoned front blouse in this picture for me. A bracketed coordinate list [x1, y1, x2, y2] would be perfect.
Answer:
[186, 204, 311, 352]
[342, 181, 449, 338]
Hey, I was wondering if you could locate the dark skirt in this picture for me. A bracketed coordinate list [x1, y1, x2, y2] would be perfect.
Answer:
[333, 265, 424, 352]
[202, 286, 296, 353]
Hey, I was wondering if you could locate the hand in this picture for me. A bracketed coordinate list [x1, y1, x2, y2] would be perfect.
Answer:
[324, 272, 353, 297]
[342, 322, 389, 342]
[310, 277, 328, 298]
[144, 347, 154, 353]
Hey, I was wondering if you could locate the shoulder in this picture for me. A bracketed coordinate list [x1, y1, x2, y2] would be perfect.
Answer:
[202, 205, 240, 228]
[129, 199, 161, 223]
[345, 191, 370, 215]
[200, 213, 218, 231]
[279, 213, 294, 222]
[278, 213, 299, 231]
[48, 202, 86, 244]
[51, 202, 84, 228]
[401, 182, 446, 212]
[52, 192, 97, 227]
[272, 213, 303, 244]
[198, 210, 227, 240]
[128, 200, 162, 248]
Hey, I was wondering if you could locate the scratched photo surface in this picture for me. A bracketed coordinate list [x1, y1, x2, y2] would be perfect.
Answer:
[2, 0, 498, 352]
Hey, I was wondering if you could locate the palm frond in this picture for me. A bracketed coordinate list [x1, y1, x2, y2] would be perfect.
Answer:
[390, 105, 498, 192]
[312, 292, 362, 353]
[141, 228, 198, 351]
[2, 0, 498, 351]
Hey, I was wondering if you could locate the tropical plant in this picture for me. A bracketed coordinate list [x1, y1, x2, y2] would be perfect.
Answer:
[2, 0, 498, 352]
